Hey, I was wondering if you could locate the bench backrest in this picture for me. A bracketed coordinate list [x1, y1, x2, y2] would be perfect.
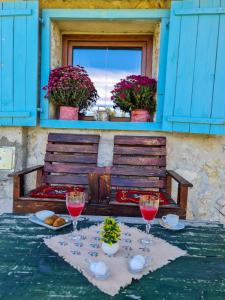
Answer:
[43, 133, 100, 187]
[111, 135, 167, 192]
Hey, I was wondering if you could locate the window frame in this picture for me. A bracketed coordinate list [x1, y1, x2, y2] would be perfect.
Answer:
[40, 9, 170, 131]
[62, 34, 153, 78]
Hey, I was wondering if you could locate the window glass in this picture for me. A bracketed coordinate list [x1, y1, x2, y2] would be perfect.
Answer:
[73, 48, 142, 112]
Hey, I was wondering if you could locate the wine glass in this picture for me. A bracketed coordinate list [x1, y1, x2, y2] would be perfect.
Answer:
[66, 191, 86, 241]
[139, 194, 159, 246]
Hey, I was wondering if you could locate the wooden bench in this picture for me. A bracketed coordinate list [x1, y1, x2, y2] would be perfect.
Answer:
[9, 133, 100, 213]
[85, 136, 193, 219]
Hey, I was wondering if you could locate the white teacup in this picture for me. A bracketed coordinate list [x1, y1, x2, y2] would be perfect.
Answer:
[162, 214, 179, 228]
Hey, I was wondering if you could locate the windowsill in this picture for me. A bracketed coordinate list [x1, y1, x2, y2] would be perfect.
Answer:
[40, 119, 162, 131]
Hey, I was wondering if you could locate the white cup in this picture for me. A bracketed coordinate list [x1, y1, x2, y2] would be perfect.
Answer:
[162, 214, 179, 227]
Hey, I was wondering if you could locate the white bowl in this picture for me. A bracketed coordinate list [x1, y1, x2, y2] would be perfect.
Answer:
[35, 210, 55, 221]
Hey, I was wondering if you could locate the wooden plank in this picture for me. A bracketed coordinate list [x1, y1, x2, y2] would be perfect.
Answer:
[114, 145, 166, 156]
[46, 143, 98, 153]
[0, 111, 30, 117]
[18, 0, 38, 126]
[111, 176, 165, 188]
[44, 163, 97, 174]
[175, 7, 225, 15]
[168, 116, 225, 124]
[173, 0, 199, 133]
[167, 170, 193, 187]
[155, 17, 169, 123]
[114, 136, 166, 146]
[211, 0, 225, 134]
[113, 155, 166, 166]
[48, 133, 100, 144]
[190, 0, 220, 134]
[0, 9, 32, 16]
[45, 153, 97, 164]
[111, 166, 166, 177]
[162, 1, 182, 131]
[13, 1, 27, 125]
[44, 174, 88, 185]
[0, 1, 14, 126]
[8, 165, 44, 177]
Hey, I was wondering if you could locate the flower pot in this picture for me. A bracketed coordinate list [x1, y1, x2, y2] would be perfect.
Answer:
[131, 109, 150, 122]
[59, 106, 79, 120]
[102, 242, 119, 256]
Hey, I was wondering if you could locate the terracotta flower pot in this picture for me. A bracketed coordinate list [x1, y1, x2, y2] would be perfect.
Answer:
[59, 106, 79, 120]
[131, 109, 150, 122]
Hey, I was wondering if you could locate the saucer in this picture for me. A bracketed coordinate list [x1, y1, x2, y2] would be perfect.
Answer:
[159, 219, 185, 231]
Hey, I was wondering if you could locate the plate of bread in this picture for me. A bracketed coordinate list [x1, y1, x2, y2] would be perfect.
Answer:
[29, 210, 71, 230]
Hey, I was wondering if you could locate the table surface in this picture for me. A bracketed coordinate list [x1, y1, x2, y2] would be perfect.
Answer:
[1, 214, 225, 300]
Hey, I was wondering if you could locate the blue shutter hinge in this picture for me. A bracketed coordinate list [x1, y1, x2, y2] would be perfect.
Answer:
[39, 17, 44, 26]
[37, 108, 43, 113]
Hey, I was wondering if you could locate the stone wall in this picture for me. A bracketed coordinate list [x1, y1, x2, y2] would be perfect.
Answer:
[1, 126, 225, 223]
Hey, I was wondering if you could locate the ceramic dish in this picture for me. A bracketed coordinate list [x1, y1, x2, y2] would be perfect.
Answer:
[159, 219, 185, 231]
[29, 214, 71, 230]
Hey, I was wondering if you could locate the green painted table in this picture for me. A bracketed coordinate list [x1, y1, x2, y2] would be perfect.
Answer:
[1, 214, 225, 300]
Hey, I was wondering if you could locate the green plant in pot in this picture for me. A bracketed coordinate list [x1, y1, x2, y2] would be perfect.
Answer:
[100, 217, 121, 256]
[43, 65, 98, 120]
[111, 75, 157, 122]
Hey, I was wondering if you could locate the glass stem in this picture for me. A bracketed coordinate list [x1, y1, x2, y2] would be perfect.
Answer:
[146, 221, 151, 235]
[72, 217, 78, 232]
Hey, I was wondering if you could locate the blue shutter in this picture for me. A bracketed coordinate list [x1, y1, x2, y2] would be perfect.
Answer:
[0, 1, 38, 126]
[163, 0, 225, 135]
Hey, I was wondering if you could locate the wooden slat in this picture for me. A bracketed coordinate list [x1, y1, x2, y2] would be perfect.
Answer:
[45, 153, 97, 164]
[114, 136, 166, 146]
[48, 133, 100, 144]
[110, 166, 166, 177]
[46, 143, 98, 153]
[44, 174, 88, 185]
[44, 163, 97, 174]
[114, 145, 166, 156]
[111, 176, 165, 188]
[113, 155, 166, 166]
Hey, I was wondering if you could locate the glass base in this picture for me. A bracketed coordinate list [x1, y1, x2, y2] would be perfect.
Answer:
[139, 237, 153, 246]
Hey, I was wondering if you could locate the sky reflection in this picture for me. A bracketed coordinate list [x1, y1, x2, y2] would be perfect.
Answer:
[73, 48, 142, 108]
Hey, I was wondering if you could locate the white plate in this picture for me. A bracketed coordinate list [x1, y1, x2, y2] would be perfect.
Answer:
[159, 219, 185, 231]
[29, 214, 71, 230]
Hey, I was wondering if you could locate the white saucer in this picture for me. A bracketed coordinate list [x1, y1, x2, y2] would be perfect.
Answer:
[159, 219, 185, 231]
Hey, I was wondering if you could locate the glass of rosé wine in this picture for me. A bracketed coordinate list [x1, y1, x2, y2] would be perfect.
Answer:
[139, 194, 159, 246]
[66, 191, 86, 241]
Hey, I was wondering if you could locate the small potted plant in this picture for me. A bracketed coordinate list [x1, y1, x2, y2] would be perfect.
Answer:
[100, 217, 121, 256]
[111, 75, 157, 122]
[43, 65, 98, 120]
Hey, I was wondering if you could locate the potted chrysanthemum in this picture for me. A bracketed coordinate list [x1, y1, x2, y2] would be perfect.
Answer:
[43, 65, 98, 120]
[111, 75, 157, 122]
[100, 217, 121, 256]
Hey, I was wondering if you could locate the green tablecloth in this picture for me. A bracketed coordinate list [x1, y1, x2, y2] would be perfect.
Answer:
[0, 214, 225, 300]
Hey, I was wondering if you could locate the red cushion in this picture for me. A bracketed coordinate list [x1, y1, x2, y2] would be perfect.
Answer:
[28, 185, 85, 199]
[116, 190, 170, 206]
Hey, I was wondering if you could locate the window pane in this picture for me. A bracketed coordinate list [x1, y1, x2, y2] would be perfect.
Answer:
[73, 47, 142, 110]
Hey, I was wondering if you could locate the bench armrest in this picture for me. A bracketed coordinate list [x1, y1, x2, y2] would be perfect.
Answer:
[8, 165, 44, 177]
[166, 170, 193, 187]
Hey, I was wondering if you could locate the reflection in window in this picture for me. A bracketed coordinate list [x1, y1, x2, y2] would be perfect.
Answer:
[73, 48, 142, 113]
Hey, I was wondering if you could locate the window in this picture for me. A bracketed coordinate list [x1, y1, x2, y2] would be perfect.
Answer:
[62, 35, 153, 115]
